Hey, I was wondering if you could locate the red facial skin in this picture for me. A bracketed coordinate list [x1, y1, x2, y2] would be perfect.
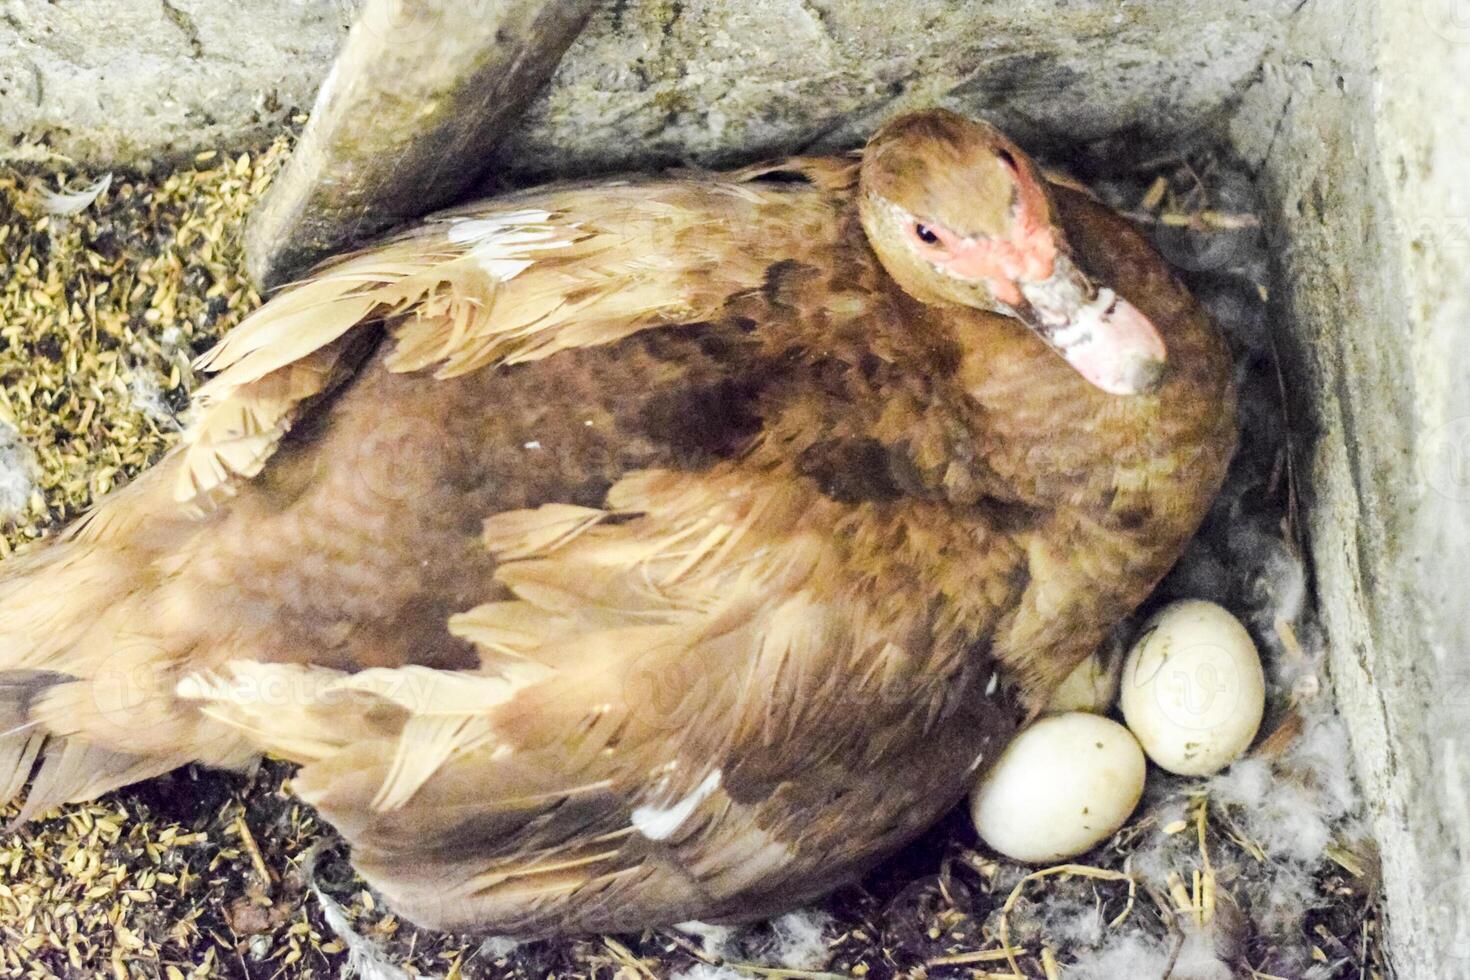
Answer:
[900, 169, 1169, 396]
[902, 160, 1059, 306]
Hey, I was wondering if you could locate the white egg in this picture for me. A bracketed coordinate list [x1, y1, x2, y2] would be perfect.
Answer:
[1120, 599, 1265, 776]
[1044, 647, 1122, 714]
[970, 712, 1146, 863]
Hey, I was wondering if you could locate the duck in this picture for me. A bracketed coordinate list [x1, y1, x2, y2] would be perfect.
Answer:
[0, 109, 1236, 936]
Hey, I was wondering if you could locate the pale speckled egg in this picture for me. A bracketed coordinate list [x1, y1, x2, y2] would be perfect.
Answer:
[1044, 647, 1122, 714]
[1120, 599, 1265, 776]
[970, 712, 1146, 863]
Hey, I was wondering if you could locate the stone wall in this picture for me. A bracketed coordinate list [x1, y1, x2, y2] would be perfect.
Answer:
[3, 0, 1285, 171]
[490, 0, 1290, 177]
[1231, 3, 1470, 976]
[0, 0, 351, 164]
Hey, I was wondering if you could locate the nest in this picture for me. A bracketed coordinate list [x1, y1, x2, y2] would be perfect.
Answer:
[0, 134, 1385, 979]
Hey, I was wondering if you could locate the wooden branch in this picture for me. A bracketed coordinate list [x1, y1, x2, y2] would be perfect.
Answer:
[245, 0, 594, 287]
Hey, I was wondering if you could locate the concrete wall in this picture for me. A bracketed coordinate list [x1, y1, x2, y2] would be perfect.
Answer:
[0, 0, 351, 164]
[1231, 2, 1470, 976]
[490, 0, 1291, 177]
[3, 0, 1285, 170]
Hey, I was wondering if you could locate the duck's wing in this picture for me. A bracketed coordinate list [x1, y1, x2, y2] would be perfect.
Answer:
[0, 165, 872, 819]
[176, 176, 848, 508]
[181, 462, 1020, 933]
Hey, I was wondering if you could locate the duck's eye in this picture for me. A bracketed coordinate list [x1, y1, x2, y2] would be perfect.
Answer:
[997, 148, 1018, 172]
[914, 223, 941, 246]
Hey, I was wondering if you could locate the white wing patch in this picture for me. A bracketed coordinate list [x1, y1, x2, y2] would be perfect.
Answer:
[172, 209, 585, 508]
[445, 209, 573, 281]
[168, 178, 843, 510]
[631, 768, 722, 841]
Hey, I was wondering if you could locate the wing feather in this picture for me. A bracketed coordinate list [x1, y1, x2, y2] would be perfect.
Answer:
[177, 463, 1006, 932]
[176, 180, 840, 507]
[181, 468, 844, 810]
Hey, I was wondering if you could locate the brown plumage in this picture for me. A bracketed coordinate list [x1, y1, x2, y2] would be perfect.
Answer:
[0, 110, 1235, 935]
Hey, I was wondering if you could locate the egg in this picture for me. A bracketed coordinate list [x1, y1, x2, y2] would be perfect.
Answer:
[970, 712, 1146, 863]
[1120, 599, 1265, 776]
[1044, 646, 1122, 714]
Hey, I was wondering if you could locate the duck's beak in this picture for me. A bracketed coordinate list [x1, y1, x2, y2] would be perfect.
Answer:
[1015, 255, 1168, 396]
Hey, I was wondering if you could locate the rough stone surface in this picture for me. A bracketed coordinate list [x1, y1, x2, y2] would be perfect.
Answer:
[1230, 3, 1470, 977]
[3, 0, 1285, 171]
[0, 0, 351, 164]
[490, 0, 1290, 177]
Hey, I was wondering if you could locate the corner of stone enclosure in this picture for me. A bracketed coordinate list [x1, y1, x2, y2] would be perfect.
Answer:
[1224, 1, 1470, 976]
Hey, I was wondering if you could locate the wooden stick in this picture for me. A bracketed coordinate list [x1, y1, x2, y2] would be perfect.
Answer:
[245, 0, 594, 287]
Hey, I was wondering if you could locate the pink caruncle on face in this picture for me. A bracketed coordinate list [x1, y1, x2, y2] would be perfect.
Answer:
[903, 171, 1168, 396]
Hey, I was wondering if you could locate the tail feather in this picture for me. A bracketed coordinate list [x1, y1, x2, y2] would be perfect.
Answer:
[0, 670, 173, 823]
[0, 545, 136, 672]
[0, 462, 252, 823]
[0, 735, 42, 806]
[0, 677, 48, 806]
[10, 739, 169, 827]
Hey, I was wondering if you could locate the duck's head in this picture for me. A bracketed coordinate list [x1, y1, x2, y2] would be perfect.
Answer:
[859, 109, 1167, 396]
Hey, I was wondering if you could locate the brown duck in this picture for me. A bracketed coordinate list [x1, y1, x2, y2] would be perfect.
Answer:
[0, 110, 1235, 935]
